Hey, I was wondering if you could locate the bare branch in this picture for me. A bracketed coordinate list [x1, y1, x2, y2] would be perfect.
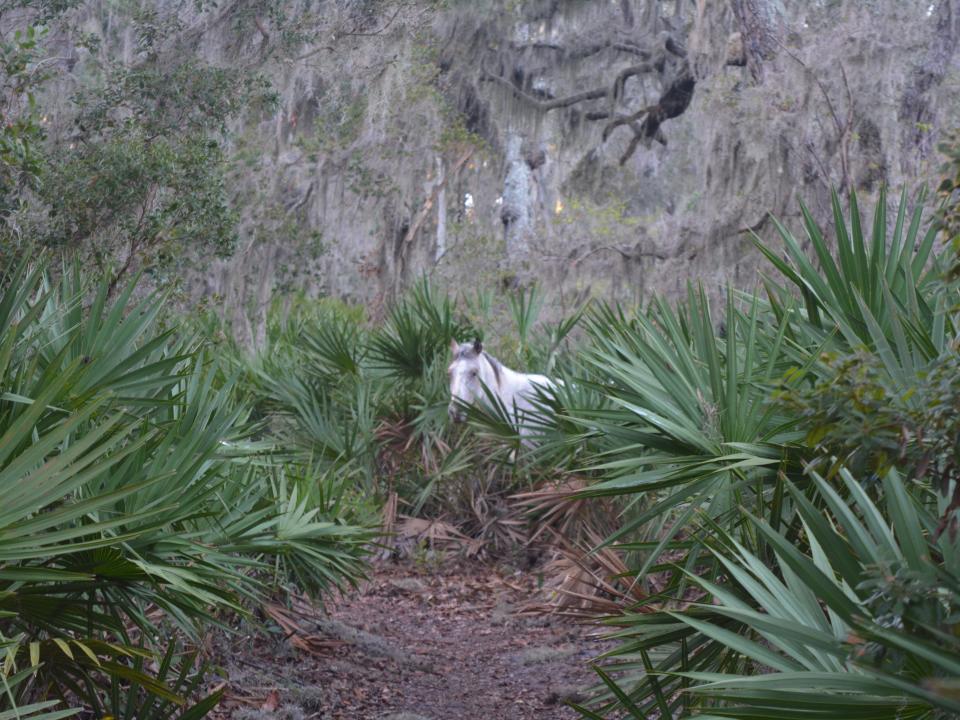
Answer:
[286, 182, 315, 215]
[620, 131, 644, 167]
[569, 244, 667, 266]
[619, 129, 645, 165]
[602, 107, 651, 141]
[477, 11, 695, 157]
[584, 110, 612, 121]
[295, 44, 336, 61]
[618, 122, 665, 165]
[613, 61, 657, 100]
[294, 3, 416, 61]
[511, 38, 654, 61]
[338, 3, 405, 38]
[611, 42, 652, 58]
[777, 39, 854, 190]
[480, 70, 608, 111]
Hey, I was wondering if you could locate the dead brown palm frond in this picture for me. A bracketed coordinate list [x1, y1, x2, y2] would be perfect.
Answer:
[470, 497, 526, 558]
[372, 490, 400, 560]
[396, 514, 470, 550]
[375, 415, 413, 445]
[375, 416, 416, 475]
[215, 688, 272, 718]
[523, 530, 653, 617]
[375, 414, 452, 499]
[264, 603, 346, 656]
[512, 476, 617, 544]
[380, 490, 398, 536]
[444, 463, 526, 558]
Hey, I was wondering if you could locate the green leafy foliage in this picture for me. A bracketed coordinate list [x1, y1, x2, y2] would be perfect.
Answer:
[100, 643, 223, 720]
[216, 277, 600, 547]
[936, 130, 960, 277]
[370, 280, 475, 381]
[780, 344, 960, 539]
[5, 20, 956, 713]
[757, 186, 951, 361]
[227, 283, 483, 517]
[37, 47, 272, 288]
[0, 26, 46, 226]
[190, 186, 958, 720]
[0, 2, 279, 291]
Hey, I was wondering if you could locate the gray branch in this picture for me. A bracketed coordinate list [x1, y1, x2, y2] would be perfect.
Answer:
[479, 71, 608, 110]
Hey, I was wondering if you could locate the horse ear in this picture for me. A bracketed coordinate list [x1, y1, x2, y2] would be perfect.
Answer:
[473, 338, 483, 354]
[449, 338, 459, 355]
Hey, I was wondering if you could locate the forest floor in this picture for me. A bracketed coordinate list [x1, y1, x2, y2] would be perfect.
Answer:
[209, 559, 609, 720]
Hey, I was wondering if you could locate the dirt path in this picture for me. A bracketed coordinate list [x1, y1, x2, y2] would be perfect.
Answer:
[213, 561, 607, 720]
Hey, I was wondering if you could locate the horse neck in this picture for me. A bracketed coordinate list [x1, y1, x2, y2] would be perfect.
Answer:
[480, 353, 524, 396]
[478, 353, 501, 392]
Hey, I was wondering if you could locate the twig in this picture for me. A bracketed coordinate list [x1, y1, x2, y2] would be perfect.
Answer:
[286, 182, 315, 215]
[619, 126, 647, 164]
[338, 3, 405, 39]
[775, 34, 855, 190]
[602, 106, 652, 141]
[541, 244, 667, 267]
[737, 214, 769, 236]
[294, 44, 336, 61]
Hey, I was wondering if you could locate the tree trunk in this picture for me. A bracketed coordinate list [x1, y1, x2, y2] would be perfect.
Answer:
[730, 0, 782, 83]
[899, 0, 960, 174]
[435, 155, 446, 263]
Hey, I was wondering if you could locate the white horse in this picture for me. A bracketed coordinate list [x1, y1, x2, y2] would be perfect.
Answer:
[447, 339, 556, 438]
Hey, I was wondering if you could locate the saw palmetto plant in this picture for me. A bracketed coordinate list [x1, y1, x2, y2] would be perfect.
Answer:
[467, 188, 960, 719]
[576, 469, 960, 720]
[0, 258, 371, 716]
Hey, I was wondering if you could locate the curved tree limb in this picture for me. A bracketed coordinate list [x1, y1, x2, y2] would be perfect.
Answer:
[479, 69, 608, 110]
[613, 61, 658, 101]
[510, 38, 654, 61]
[479, 12, 695, 157]
[602, 107, 651, 142]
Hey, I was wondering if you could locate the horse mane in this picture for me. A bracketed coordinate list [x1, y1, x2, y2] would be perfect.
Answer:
[481, 351, 503, 389]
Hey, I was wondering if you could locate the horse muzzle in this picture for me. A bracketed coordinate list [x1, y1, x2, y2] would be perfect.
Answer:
[448, 405, 467, 423]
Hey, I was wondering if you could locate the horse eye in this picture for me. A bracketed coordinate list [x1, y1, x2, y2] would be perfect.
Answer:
[470, 370, 478, 378]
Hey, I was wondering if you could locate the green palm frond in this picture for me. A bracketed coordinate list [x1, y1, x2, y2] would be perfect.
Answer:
[756, 186, 955, 362]
[575, 287, 805, 556]
[583, 470, 959, 720]
[666, 468, 960, 719]
[570, 187, 958, 719]
[369, 279, 473, 381]
[0, 258, 371, 716]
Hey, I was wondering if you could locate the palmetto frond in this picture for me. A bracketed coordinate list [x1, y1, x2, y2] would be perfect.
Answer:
[569, 188, 957, 719]
[0, 257, 370, 715]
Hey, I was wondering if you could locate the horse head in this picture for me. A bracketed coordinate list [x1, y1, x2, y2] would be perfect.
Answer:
[447, 338, 496, 422]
